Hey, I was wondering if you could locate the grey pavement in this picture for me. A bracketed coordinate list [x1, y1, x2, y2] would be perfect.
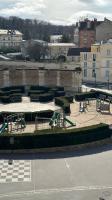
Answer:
[0, 145, 112, 199]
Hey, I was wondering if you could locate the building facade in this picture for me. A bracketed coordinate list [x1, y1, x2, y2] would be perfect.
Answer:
[0, 61, 82, 93]
[50, 35, 62, 43]
[48, 43, 76, 61]
[0, 29, 22, 48]
[96, 18, 112, 43]
[78, 19, 97, 48]
[80, 41, 112, 88]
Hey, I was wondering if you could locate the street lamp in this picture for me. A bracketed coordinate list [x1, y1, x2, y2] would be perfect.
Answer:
[92, 69, 96, 87]
[107, 73, 109, 90]
[94, 72, 96, 87]
[9, 137, 14, 165]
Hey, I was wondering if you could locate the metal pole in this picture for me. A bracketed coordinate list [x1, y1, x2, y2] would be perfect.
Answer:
[107, 75, 109, 90]
[94, 72, 96, 87]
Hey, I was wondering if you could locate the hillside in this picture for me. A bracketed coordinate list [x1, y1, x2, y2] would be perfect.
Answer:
[0, 16, 75, 41]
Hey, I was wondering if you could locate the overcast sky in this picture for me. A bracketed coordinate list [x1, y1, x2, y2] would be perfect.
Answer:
[0, 0, 112, 24]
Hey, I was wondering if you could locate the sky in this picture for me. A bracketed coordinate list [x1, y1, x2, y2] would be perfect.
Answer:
[0, 0, 112, 25]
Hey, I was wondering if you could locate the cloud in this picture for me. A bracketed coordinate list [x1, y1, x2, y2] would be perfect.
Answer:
[0, 0, 46, 19]
[0, 0, 112, 24]
[68, 10, 112, 24]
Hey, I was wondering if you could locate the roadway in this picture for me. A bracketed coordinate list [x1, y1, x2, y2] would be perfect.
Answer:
[0, 144, 112, 200]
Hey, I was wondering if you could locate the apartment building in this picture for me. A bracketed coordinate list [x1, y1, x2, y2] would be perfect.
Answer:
[0, 29, 22, 48]
[80, 40, 112, 87]
[96, 18, 112, 43]
[78, 19, 98, 48]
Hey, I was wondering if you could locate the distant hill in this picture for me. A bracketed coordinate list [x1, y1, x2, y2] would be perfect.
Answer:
[0, 16, 75, 42]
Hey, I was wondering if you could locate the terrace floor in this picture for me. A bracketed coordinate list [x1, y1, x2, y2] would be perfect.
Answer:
[0, 97, 112, 134]
[67, 99, 112, 129]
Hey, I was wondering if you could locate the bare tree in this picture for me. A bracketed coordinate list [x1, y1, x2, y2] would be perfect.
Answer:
[27, 41, 48, 61]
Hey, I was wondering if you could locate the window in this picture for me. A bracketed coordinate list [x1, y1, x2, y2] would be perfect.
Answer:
[105, 70, 109, 78]
[83, 62, 87, 77]
[92, 69, 96, 78]
[72, 57, 74, 61]
[107, 49, 111, 56]
[93, 54, 96, 61]
[84, 54, 87, 60]
[84, 69, 87, 77]
[83, 40, 87, 45]
[84, 62, 87, 68]
[83, 32, 88, 37]
[106, 60, 110, 68]
[97, 47, 100, 52]
[92, 62, 96, 69]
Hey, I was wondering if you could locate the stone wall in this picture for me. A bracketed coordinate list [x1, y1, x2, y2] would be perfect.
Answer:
[0, 61, 81, 92]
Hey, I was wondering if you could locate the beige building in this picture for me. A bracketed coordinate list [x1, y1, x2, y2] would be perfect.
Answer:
[80, 41, 112, 87]
[48, 43, 76, 61]
[0, 29, 22, 48]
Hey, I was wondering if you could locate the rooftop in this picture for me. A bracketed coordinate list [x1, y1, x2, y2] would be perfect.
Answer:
[67, 47, 91, 56]
[50, 35, 62, 39]
[78, 20, 102, 31]
[0, 29, 22, 35]
[48, 43, 76, 47]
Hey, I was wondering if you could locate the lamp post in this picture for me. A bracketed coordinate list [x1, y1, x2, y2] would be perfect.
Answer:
[107, 73, 110, 90]
[92, 69, 96, 88]
[94, 72, 96, 88]
[9, 137, 14, 165]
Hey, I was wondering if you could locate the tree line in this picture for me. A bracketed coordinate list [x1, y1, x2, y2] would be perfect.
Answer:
[0, 16, 75, 42]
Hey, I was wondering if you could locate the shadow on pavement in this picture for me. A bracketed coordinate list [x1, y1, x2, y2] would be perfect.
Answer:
[0, 143, 112, 160]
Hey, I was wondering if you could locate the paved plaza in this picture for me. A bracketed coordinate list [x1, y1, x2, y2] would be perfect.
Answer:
[0, 145, 112, 199]
[0, 160, 31, 183]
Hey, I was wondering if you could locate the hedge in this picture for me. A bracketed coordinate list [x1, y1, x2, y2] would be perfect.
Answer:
[28, 90, 45, 96]
[76, 90, 112, 103]
[10, 94, 22, 103]
[65, 96, 74, 103]
[0, 93, 22, 103]
[1, 96, 10, 104]
[30, 93, 54, 102]
[91, 89, 112, 102]
[39, 93, 54, 102]
[0, 110, 54, 123]
[1, 86, 25, 93]
[55, 97, 71, 114]
[30, 85, 49, 92]
[75, 91, 98, 102]
[0, 123, 110, 150]
[55, 91, 65, 97]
